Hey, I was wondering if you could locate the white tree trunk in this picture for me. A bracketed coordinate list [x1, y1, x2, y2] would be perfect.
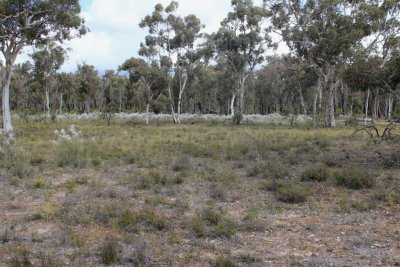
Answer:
[230, 92, 236, 116]
[59, 93, 63, 115]
[388, 94, 393, 121]
[145, 103, 150, 125]
[1, 57, 16, 133]
[45, 89, 50, 116]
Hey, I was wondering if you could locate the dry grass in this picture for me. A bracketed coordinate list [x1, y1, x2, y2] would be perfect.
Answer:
[0, 120, 399, 266]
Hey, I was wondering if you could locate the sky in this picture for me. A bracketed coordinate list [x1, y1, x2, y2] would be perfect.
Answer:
[16, 0, 288, 73]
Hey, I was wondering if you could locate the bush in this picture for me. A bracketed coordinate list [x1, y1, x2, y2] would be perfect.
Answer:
[215, 253, 236, 267]
[276, 180, 308, 203]
[99, 236, 120, 265]
[301, 164, 330, 182]
[56, 139, 88, 168]
[5, 146, 31, 178]
[232, 113, 243, 125]
[334, 169, 376, 189]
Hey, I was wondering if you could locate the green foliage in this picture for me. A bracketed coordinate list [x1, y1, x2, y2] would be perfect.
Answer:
[232, 113, 243, 125]
[301, 164, 330, 182]
[276, 180, 309, 204]
[56, 139, 88, 168]
[215, 252, 236, 267]
[334, 169, 376, 189]
[5, 147, 31, 178]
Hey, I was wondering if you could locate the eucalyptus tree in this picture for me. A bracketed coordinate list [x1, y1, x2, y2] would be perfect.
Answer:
[10, 62, 32, 113]
[119, 58, 166, 124]
[269, 0, 397, 127]
[139, 1, 203, 123]
[76, 63, 100, 113]
[56, 72, 78, 114]
[213, 0, 271, 116]
[0, 0, 86, 132]
[31, 43, 66, 116]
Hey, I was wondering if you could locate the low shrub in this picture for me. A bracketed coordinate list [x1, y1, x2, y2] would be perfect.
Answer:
[56, 139, 88, 168]
[99, 235, 120, 265]
[5, 146, 31, 178]
[276, 180, 308, 203]
[301, 164, 330, 182]
[334, 169, 376, 189]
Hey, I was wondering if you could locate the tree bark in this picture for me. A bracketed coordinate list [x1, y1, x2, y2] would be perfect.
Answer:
[1, 56, 17, 133]
[145, 103, 150, 125]
[365, 88, 370, 125]
[45, 88, 50, 116]
[230, 92, 236, 116]
[59, 93, 63, 115]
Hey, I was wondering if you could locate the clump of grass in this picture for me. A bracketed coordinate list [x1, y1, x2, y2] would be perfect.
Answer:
[334, 169, 376, 189]
[33, 180, 46, 189]
[215, 252, 237, 267]
[301, 164, 330, 182]
[4, 146, 31, 178]
[171, 156, 190, 172]
[247, 161, 267, 177]
[189, 207, 237, 238]
[338, 198, 376, 212]
[9, 245, 31, 267]
[210, 184, 226, 201]
[56, 139, 88, 168]
[276, 180, 309, 204]
[99, 235, 120, 265]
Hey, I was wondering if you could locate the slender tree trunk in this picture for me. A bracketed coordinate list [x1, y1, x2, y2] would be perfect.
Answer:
[1, 56, 17, 133]
[365, 88, 370, 125]
[168, 85, 179, 123]
[59, 93, 63, 115]
[230, 92, 236, 116]
[45, 88, 50, 116]
[325, 86, 336, 127]
[388, 94, 393, 121]
[145, 103, 150, 125]
[298, 87, 307, 115]
[177, 75, 188, 116]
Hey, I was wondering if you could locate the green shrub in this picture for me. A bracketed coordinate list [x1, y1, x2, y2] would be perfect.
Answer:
[215, 253, 237, 267]
[5, 146, 31, 178]
[301, 164, 330, 182]
[276, 180, 308, 203]
[213, 219, 237, 238]
[99, 236, 120, 265]
[232, 113, 243, 125]
[334, 169, 376, 189]
[56, 139, 88, 168]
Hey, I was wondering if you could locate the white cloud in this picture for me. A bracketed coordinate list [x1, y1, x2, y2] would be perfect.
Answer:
[12, 0, 288, 73]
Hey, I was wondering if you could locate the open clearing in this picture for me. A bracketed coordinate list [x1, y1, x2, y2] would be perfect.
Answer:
[0, 120, 399, 266]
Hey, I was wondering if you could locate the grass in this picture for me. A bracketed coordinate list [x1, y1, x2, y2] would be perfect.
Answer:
[334, 168, 376, 189]
[0, 120, 398, 266]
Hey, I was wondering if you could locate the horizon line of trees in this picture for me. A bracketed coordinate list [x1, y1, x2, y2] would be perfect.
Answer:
[1, 0, 400, 130]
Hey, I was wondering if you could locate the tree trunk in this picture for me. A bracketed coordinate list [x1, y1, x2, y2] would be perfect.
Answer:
[230, 92, 236, 116]
[365, 88, 370, 125]
[298, 87, 307, 115]
[168, 85, 179, 123]
[325, 86, 336, 127]
[177, 75, 188, 116]
[145, 103, 150, 125]
[388, 94, 393, 121]
[45, 88, 50, 116]
[59, 93, 63, 115]
[1, 56, 17, 133]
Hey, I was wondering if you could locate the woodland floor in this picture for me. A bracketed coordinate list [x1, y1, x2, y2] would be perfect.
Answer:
[0, 119, 399, 266]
